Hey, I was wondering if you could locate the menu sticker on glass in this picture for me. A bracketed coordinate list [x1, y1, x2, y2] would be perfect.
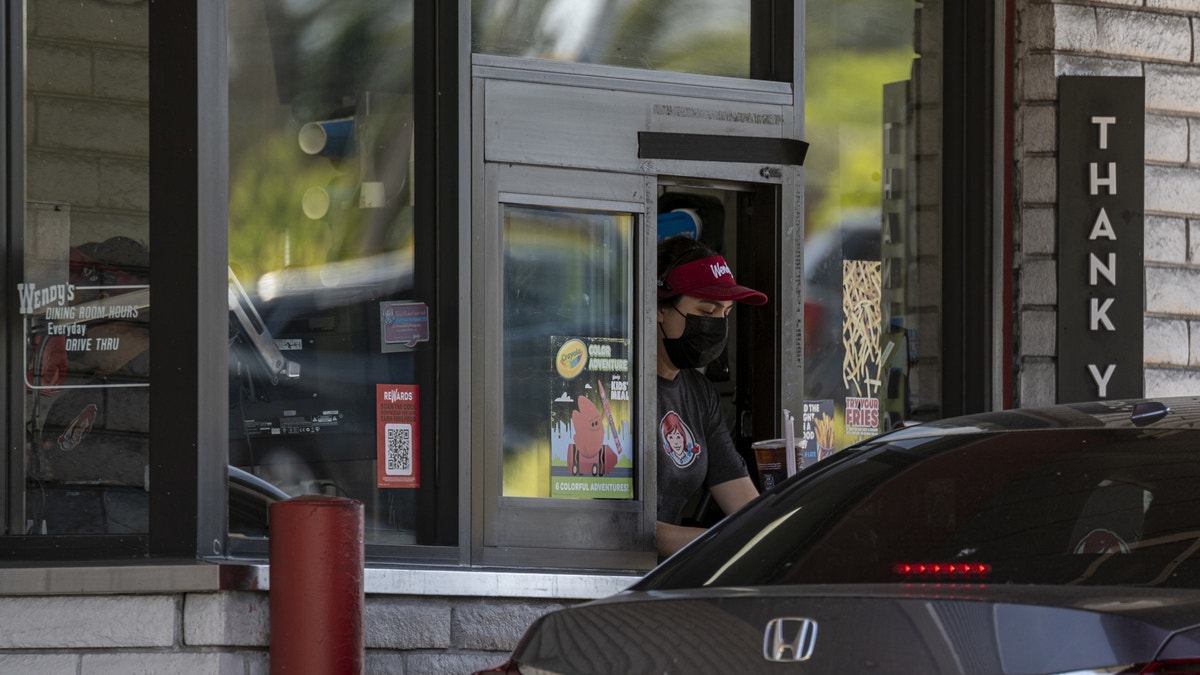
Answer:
[549, 336, 633, 499]
[844, 396, 880, 439]
[377, 384, 419, 488]
[801, 399, 836, 464]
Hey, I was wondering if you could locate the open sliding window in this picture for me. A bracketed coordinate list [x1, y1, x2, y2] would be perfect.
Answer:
[474, 164, 656, 569]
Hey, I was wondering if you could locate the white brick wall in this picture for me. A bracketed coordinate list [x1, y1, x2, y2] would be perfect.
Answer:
[0, 589, 563, 674]
[1014, 0, 1200, 402]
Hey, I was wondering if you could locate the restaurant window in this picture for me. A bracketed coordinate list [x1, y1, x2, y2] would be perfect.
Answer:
[6, 1, 151, 548]
[471, 0, 752, 79]
[501, 205, 635, 499]
[800, 0, 982, 457]
[226, 0, 455, 555]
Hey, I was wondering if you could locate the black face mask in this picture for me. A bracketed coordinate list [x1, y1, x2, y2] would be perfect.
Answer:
[661, 306, 728, 370]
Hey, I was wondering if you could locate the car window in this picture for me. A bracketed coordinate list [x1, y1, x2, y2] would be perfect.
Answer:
[637, 429, 1200, 590]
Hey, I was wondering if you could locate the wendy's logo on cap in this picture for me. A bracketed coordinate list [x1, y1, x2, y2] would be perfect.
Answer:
[709, 261, 732, 280]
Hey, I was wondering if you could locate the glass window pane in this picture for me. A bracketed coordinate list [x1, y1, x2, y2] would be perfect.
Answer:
[802, 0, 932, 454]
[502, 205, 635, 499]
[472, 0, 751, 79]
[228, 1, 440, 547]
[18, 2, 151, 535]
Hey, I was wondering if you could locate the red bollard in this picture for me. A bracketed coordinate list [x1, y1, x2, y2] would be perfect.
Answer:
[269, 495, 365, 674]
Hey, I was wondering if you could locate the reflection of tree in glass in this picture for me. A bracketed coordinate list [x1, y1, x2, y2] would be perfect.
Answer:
[472, 0, 749, 77]
[228, 1, 416, 288]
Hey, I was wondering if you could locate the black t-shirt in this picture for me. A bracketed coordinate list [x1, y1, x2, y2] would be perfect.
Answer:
[656, 369, 748, 525]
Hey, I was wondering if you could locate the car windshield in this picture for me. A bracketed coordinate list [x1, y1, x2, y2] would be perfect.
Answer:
[636, 428, 1200, 590]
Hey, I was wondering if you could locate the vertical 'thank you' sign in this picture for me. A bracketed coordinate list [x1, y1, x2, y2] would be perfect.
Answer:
[1057, 76, 1144, 403]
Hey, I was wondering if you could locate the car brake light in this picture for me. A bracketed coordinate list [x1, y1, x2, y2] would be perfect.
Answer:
[892, 562, 992, 579]
[1135, 660, 1200, 675]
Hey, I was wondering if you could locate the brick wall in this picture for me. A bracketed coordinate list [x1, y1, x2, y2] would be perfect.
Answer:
[0, 588, 572, 674]
[1014, 0, 1200, 404]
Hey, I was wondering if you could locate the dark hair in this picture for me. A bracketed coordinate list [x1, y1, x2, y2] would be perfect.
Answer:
[657, 235, 718, 303]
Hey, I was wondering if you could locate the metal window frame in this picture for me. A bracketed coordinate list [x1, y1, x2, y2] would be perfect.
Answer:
[941, 0, 997, 417]
[466, 0, 802, 569]
[0, 0, 806, 565]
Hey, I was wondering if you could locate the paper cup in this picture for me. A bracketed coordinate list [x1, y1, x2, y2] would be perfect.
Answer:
[752, 438, 803, 491]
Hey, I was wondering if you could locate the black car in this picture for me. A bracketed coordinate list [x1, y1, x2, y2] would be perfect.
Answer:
[477, 397, 1200, 674]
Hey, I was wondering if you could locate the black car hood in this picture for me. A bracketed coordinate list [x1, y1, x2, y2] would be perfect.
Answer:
[512, 584, 1200, 675]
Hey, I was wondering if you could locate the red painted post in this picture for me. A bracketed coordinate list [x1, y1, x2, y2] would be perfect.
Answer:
[269, 495, 365, 674]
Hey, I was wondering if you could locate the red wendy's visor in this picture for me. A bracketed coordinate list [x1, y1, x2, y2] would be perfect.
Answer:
[657, 255, 768, 305]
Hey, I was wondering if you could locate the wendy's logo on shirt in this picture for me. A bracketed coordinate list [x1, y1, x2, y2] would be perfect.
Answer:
[660, 410, 700, 468]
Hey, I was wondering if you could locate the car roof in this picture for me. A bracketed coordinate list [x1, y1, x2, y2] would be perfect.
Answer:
[875, 396, 1200, 443]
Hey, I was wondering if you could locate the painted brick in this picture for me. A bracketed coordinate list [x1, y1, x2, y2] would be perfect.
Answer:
[1145, 367, 1200, 397]
[28, 41, 93, 96]
[81, 652, 246, 675]
[1019, 53, 1058, 102]
[1054, 54, 1144, 80]
[1146, 115, 1188, 164]
[1147, 63, 1200, 115]
[1020, 104, 1056, 153]
[184, 592, 269, 647]
[0, 654, 77, 674]
[1020, 259, 1058, 306]
[1196, 18, 1200, 65]
[364, 597, 453, 650]
[1054, 5, 1098, 54]
[1147, 0, 1200, 13]
[453, 599, 567, 651]
[1018, 360, 1057, 408]
[1021, 207, 1056, 255]
[1020, 310, 1057, 357]
[1144, 316, 1189, 366]
[1147, 165, 1200, 217]
[1147, 265, 1200, 315]
[1020, 3, 1055, 51]
[1094, 8, 1191, 63]
[94, 48, 149, 103]
[0, 596, 177, 649]
[1189, 119, 1200, 165]
[406, 651, 511, 675]
[31, 0, 148, 49]
[1146, 214, 1188, 264]
[36, 97, 149, 157]
[1190, 321, 1200, 367]
[365, 651, 406, 675]
[1021, 156, 1057, 204]
[1190, 219, 1200, 263]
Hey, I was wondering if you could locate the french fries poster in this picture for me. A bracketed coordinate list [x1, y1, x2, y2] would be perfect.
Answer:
[548, 336, 634, 499]
[842, 259, 882, 439]
[801, 400, 836, 464]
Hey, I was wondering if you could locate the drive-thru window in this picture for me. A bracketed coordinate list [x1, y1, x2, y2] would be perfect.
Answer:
[3, 1, 986, 576]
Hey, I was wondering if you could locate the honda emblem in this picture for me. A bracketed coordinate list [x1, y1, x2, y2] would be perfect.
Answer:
[763, 617, 818, 662]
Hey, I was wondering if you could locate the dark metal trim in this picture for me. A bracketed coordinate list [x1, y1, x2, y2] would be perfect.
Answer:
[149, 0, 201, 558]
[638, 132, 808, 166]
[3, 0, 20, 540]
[940, 0, 995, 417]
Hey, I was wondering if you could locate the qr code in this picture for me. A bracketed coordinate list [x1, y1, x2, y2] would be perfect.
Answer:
[385, 423, 413, 476]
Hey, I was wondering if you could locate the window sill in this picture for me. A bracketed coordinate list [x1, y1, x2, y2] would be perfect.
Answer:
[0, 560, 640, 600]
